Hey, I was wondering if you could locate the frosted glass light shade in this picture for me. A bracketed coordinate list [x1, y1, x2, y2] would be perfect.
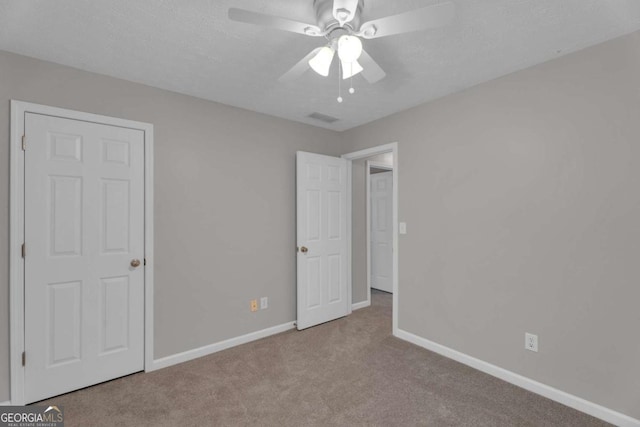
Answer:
[341, 60, 363, 79]
[309, 47, 335, 77]
[337, 35, 363, 63]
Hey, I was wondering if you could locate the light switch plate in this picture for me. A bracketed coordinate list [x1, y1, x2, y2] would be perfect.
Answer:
[399, 222, 407, 234]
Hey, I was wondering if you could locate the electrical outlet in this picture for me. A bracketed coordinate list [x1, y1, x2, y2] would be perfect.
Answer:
[260, 297, 268, 310]
[250, 299, 258, 312]
[525, 333, 538, 352]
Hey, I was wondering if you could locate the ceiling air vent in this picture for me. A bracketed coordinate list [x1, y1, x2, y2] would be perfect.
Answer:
[307, 112, 339, 124]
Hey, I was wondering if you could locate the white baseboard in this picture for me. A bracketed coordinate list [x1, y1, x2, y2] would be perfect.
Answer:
[352, 300, 371, 311]
[149, 321, 296, 371]
[0, 401, 11, 406]
[395, 329, 640, 427]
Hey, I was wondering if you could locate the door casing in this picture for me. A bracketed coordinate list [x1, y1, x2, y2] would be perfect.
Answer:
[9, 100, 155, 405]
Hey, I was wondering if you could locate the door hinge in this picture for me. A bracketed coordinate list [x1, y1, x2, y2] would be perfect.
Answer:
[143, 258, 147, 266]
[21, 243, 26, 258]
[21, 351, 25, 367]
[21, 135, 26, 151]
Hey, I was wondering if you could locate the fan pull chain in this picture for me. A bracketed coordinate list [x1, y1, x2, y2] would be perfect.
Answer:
[337, 60, 343, 103]
[349, 67, 355, 95]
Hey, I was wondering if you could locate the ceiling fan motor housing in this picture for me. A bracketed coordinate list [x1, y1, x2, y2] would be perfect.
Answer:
[313, 0, 364, 35]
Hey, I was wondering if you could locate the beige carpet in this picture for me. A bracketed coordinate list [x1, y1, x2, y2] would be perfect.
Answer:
[39, 290, 608, 426]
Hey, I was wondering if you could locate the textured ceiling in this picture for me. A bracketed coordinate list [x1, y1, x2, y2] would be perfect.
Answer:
[1, 0, 640, 131]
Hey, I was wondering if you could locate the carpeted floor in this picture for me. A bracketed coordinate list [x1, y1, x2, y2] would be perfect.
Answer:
[39, 290, 609, 426]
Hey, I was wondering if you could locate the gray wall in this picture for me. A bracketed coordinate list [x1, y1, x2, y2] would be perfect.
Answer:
[341, 31, 640, 419]
[0, 50, 342, 402]
[352, 153, 393, 304]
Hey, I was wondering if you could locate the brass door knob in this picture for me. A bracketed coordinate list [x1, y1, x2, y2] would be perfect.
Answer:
[300, 246, 308, 254]
[131, 259, 141, 268]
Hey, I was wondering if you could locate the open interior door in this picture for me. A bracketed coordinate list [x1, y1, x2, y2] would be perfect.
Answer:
[370, 171, 393, 293]
[296, 152, 349, 330]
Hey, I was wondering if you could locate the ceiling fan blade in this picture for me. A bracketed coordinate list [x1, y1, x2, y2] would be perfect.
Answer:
[358, 1, 455, 39]
[228, 8, 323, 37]
[333, 0, 359, 24]
[278, 48, 322, 83]
[359, 50, 386, 83]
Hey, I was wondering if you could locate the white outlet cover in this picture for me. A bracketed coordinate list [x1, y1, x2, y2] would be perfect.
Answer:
[525, 333, 538, 352]
[260, 297, 268, 310]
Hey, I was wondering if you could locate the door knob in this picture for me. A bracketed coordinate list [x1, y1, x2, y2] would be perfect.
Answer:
[130, 259, 141, 268]
[300, 246, 308, 254]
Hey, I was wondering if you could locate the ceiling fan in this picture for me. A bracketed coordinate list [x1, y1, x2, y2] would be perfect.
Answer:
[228, 0, 455, 84]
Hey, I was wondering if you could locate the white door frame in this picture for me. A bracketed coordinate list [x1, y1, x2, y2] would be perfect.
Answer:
[366, 161, 393, 302]
[342, 142, 399, 335]
[9, 100, 155, 405]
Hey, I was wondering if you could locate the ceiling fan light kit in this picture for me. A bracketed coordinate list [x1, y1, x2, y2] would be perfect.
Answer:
[337, 35, 362, 63]
[342, 60, 363, 79]
[309, 46, 336, 76]
[308, 34, 363, 84]
[228, 0, 455, 101]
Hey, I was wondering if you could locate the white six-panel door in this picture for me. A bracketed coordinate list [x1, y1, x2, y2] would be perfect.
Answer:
[370, 171, 393, 293]
[296, 152, 349, 330]
[24, 113, 145, 403]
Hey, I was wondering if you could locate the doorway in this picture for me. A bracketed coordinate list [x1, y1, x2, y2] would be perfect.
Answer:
[9, 101, 155, 405]
[368, 161, 393, 294]
[342, 143, 399, 334]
